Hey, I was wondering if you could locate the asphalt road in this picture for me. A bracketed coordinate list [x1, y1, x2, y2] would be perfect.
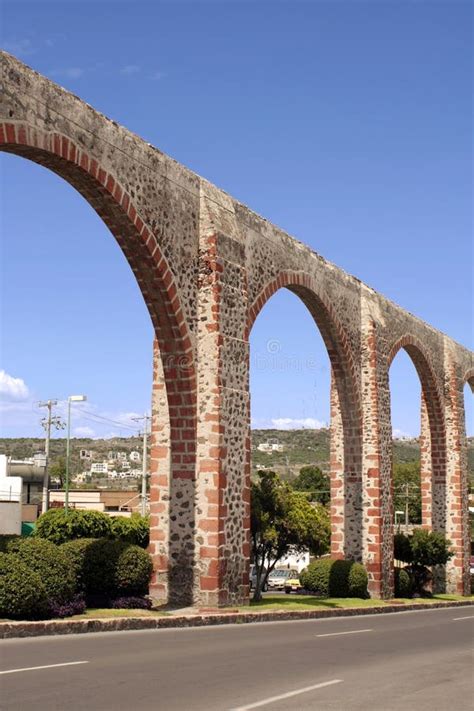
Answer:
[1, 607, 473, 711]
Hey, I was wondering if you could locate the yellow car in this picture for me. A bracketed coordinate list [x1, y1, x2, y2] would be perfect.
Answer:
[284, 577, 303, 594]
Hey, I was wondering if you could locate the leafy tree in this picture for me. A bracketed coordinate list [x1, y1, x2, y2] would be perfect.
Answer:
[49, 457, 67, 488]
[393, 461, 422, 525]
[394, 529, 453, 596]
[292, 465, 330, 506]
[251, 470, 330, 602]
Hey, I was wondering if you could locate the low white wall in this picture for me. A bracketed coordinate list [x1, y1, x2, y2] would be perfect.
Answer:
[0, 501, 22, 535]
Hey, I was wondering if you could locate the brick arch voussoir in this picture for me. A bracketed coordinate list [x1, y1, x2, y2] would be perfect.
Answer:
[247, 270, 361, 428]
[0, 121, 197, 406]
[463, 367, 474, 391]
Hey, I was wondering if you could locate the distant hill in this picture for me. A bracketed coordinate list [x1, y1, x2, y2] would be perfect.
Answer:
[251, 429, 433, 480]
[1, 430, 472, 484]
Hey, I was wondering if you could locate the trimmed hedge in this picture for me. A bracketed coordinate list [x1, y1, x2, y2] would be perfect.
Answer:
[0, 534, 20, 553]
[35, 509, 149, 548]
[300, 558, 333, 596]
[347, 562, 369, 598]
[115, 544, 153, 596]
[35, 509, 112, 545]
[110, 514, 149, 548]
[300, 558, 369, 598]
[0, 552, 49, 620]
[7, 537, 76, 605]
[394, 567, 413, 598]
[60, 538, 153, 605]
[61, 538, 123, 604]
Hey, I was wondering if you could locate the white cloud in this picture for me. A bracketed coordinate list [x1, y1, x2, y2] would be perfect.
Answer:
[271, 417, 327, 430]
[49, 67, 84, 79]
[393, 428, 415, 439]
[73, 426, 96, 438]
[0, 370, 29, 401]
[121, 64, 140, 76]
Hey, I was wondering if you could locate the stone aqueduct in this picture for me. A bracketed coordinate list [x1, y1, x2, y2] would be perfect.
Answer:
[1, 52, 472, 606]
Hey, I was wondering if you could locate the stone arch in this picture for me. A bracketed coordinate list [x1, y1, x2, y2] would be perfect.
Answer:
[463, 367, 474, 391]
[0, 121, 197, 602]
[387, 334, 446, 533]
[248, 270, 363, 561]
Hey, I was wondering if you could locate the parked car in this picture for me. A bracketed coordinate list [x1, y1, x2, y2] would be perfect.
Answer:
[284, 577, 303, 594]
[250, 565, 268, 592]
[267, 569, 299, 590]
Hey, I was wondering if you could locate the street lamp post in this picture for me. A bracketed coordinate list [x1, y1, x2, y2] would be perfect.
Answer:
[65, 395, 87, 513]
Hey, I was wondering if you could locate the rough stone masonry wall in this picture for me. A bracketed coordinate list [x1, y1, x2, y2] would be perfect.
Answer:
[1, 51, 472, 605]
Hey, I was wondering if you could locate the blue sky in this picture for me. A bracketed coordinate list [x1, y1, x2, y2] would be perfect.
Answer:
[1, 0, 472, 439]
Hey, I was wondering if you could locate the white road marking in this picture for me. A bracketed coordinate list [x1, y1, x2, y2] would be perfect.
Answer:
[452, 616, 474, 621]
[0, 661, 89, 675]
[229, 679, 343, 710]
[316, 628, 373, 638]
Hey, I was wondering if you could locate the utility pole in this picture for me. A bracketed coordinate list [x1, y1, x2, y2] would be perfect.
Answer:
[132, 414, 152, 516]
[39, 400, 65, 515]
[405, 482, 410, 531]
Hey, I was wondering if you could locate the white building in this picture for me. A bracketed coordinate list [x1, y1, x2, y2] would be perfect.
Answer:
[90, 462, 109, 475]
[257, 441, 285, 453]
[0, 454, 45, 533]
[129, 450, 141, 463]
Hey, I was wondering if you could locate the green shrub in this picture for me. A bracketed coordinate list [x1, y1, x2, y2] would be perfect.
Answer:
[115, 544, 153, 596]
[394, 567, 413, 598]
[35, 508, 112, 545]
[393, 529, 453, 595]
[61, 538, 153, 604]
[78, 510, 113, 539]
[300, 558, 332, 596]
[0, 553, 49, 620]
[7, 537, 76, 605]
[300, 558, 368, 598]
[34, 509, 82, 544]
[347, 562, 369, 598]
[110, 514, 149, 548]
[394, 532, 413, 564]
[61, 538, 123, 604]
[0, 535, 20, 553]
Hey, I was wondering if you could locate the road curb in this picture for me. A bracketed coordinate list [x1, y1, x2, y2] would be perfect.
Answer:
[1, 600, 473, 639]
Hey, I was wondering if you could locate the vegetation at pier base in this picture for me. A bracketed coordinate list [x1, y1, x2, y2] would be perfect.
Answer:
[0, 536, 153, 620]
[299, 559, 369, 598]
[251, 470, 330, 602]
[7, 537, 77, 606]
[60, 538, 152, 606]
[0, 554, 49, 620]
[394, 529, 454, 597]
[394, 568, 413, 598]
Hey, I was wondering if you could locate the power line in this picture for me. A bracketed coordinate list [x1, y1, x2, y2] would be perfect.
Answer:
[77, 409, 141, 432]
